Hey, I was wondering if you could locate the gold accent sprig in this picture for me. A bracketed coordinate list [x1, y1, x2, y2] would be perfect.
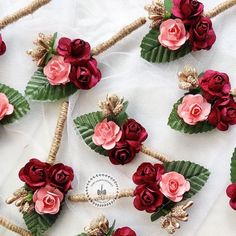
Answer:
[160, 201, 194, 234]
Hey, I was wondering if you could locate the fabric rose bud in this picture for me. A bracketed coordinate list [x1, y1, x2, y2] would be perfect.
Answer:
[123, 119, 148, 151]
[113, 227, 137, 236]
[226, 183, 236, 210]
[177, 94, 211, 125]
[33, 185, 64, 215]
[199, 70, 231, 102]
[108, 141, 136, 165]
[208, 97, 236, 131]
[133, 182, 164, 213]
[189, 16, 216, 51]
[19, 159, 50, 190]
[69, 58, 101, 90]
[0, 93, 14, 120]
[160, 172, 190, 202]
[132, 162, 164, 185]
[43, 56, 71, 85]
[48, 163, 74, 193]
[172, 0, 204, 23]
[158, 19, 189, 50]
[93, 119, 122, 150]
[57, 37, 91, 63]
[0, 34, 6, 56]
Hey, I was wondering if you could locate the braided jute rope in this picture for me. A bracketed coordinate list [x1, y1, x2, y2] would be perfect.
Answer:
[205, 0, 236, 18]
[0, 0, 51, 30]
[47, 101, 69, 165]
[68, 188, 134, 202]
[91, 17, 146, 56]
[0, 217, 31, 236]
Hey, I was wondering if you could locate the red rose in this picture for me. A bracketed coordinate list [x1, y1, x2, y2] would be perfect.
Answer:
[122, 119, 148, 151]
[69, 58, 101, 90]
[113, 227, 136, 236]
[19, 159, 50, 190]
[189, 16, 216, 51]
[0, 34, 6, 56]
[172, 0, 204, 23]
[133, 183, 164, 213]
[109, 141, 136, 165]
[57, 37, 91, 63]
[226, 183, 236, 210]
[208, 97, 236, 131]
[132, 162, 164, 185]
[48, 163, 74, 193]
[199, 70, 231, 102]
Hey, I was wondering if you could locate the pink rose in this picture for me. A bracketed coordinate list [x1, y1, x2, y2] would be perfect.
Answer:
[92, 119, 122, 150]
[0, 93, 14, 120]
[158, 19, 189, 50]
[160, 172, 190, 202]
[43, 56, 71, 85]
[177, 94, 211, 125]
[33, 185, 64, 215]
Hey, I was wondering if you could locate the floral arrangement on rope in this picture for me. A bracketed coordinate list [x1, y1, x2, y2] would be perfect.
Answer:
[141, 0, 236, 63]
[5, 102, 74, 236]
[25, 17, 146, 102]
[74, 94, 150, 165]
[226, 148, 236, 211]
[0, 83, 29, 125]
[168, 66, 236, 134]
[69, 160, 210, 234]
[77, 215, 137, 236]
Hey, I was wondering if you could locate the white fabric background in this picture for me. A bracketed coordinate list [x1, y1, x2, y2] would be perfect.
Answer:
[0, 0, 236, 235]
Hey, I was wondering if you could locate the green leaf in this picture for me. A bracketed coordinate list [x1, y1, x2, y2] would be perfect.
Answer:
[140, 29, 192, 63]
[0, 83, 30, 124]
[151, 161, 210, 222]
[74, 111, 108, 156]
[231, 148, 236, 183]
[23, 210, 59, 236]
[110, 101, 129, 126]
[105, 220, 116, 236]
[151, 201, 175, 222]
[168, 98, 215, 134]
[76, 234, 88, 236]
[164, 161, 210, 199]
[25, 68, 77, 102]
[164, 0, 173, 13]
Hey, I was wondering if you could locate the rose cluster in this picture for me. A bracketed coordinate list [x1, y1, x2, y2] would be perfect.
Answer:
[19, 159, 74, 215]
[132, 162, 190, 213]
[177, 70, 236, 131]
[43, 37, 101, 89]
[92, 118, 148, 165]
[226, 183, 236, 210]
[158, 0, 216, 51]
[113, 227, 136, 236]
[0, 93, 14, 120]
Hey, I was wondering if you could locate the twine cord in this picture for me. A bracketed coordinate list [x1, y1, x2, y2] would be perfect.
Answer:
[0, 0, 51, 30]
[141, 145, 170, 163]
[91, 17, 146, 56]
[205, 0, 236, 18]
[47, 101, 69, 165]
[0, 217, 31, 236]
[68, 188, 134, 202]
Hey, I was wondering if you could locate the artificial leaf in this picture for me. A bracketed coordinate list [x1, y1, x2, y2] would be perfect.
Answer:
[110, 101, 129, 126]
[168, 98, 215, 134]
[25, 68, 77, 102]
[23, 210, 59, 236]
[140, 29, 192, 63]
[0, 83, 30, 124]
[164, 161, 210, 199]
[44, 32, 58, 65]
[164, 0, 173, 13]
[74, 111, 108, 156]
[151, 161, 210, 222]
[151, 201, 175, 222]
[76, 234, 88, 236]
[105, 220, 116, 236]
[230, 148, 236, 183]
